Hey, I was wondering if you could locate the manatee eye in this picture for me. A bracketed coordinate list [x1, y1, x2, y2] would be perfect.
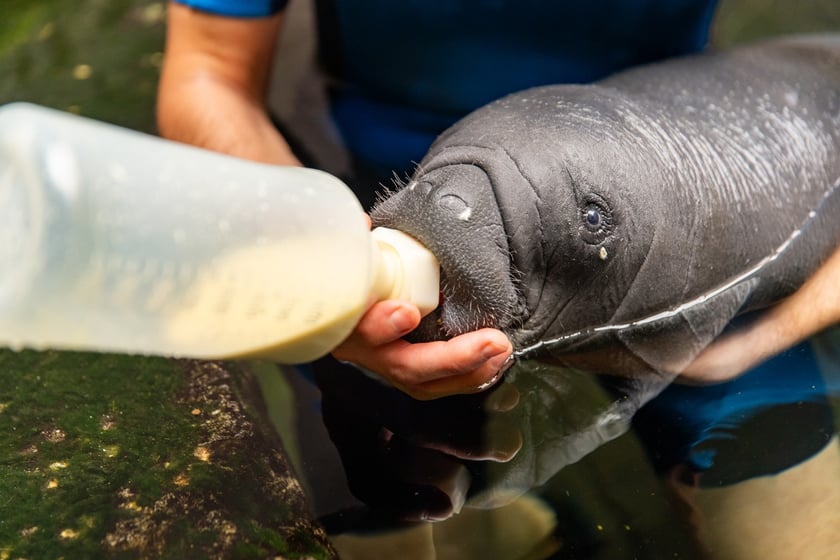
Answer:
[579, 200, 613, 244]
[584, 206, 602, 231]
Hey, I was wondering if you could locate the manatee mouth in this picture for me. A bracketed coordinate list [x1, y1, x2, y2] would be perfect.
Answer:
[371, 162, 523, 343]
[407, 267, 510, 343]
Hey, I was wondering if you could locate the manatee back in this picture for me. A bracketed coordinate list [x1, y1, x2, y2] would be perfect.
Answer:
[597, 34, 840, 312]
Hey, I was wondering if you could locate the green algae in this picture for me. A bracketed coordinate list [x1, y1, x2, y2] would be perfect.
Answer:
[0, 0, 166, 133]
[0, 350, 194, 558]
[0, 352, 335, 559]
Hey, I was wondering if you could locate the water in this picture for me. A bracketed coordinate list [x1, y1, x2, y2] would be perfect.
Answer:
[266, 325, 840, 559]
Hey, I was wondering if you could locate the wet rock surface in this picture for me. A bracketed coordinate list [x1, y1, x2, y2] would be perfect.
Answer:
[0, 351, 336, 559]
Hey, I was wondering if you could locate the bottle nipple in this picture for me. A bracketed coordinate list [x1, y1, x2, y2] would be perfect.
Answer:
[369, 228, 440, 316]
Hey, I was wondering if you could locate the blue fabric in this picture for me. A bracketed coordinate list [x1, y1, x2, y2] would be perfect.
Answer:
[325, 0, 719, 179]
[173, 0, 287, 18]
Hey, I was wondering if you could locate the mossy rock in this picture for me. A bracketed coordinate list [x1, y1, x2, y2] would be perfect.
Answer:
[0, 350, 336, 559]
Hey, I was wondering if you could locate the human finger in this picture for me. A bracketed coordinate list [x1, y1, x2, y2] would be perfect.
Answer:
[343, 300, 421, 348]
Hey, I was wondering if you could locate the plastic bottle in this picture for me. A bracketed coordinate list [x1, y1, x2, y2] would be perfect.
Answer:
[0, 103, 439, 363]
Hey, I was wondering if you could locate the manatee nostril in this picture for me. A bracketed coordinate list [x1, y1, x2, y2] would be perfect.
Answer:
[438, 193, 469, 215]
[412, 181, 433, 196]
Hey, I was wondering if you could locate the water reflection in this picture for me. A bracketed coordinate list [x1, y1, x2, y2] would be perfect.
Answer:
[273, 325, 840, 559]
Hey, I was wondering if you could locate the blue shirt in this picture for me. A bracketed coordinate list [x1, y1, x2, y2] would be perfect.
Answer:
[175, 0, 287, 18]
[174, 0, 717, 178]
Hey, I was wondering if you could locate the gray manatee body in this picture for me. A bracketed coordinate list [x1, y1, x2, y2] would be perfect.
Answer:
[371, 34, 840, 381]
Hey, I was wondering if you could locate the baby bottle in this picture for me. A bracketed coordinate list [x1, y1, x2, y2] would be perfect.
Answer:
[0, 103, 439, 364]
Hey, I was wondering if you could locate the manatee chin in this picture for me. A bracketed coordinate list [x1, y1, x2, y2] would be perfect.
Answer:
[371, 162, 524, 342]
[407, 269, 512, 342]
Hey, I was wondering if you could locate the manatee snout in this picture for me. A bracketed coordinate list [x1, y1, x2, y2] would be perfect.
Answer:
[371, 162, 522, 341]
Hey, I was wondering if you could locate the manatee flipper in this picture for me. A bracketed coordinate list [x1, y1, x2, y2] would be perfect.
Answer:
[510, 277, 759, 425]
[515, 278, 758, 374]
[616, 277, 760, 377]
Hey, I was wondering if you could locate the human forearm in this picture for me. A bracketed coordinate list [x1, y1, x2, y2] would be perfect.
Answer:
[158, 73, 301, 165]
[157, 3, 299, 165]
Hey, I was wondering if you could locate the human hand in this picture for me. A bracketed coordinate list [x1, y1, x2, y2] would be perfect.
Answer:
[331, 213, 512, 400]
[331, 300, 512, 400]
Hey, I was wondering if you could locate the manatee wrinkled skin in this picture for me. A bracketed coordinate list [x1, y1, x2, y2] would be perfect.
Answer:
[371, 34, 840, 377]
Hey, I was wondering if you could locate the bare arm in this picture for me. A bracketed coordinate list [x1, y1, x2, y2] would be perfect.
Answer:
[158, 3, 300, 165]
[333, 302, 512, 400]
